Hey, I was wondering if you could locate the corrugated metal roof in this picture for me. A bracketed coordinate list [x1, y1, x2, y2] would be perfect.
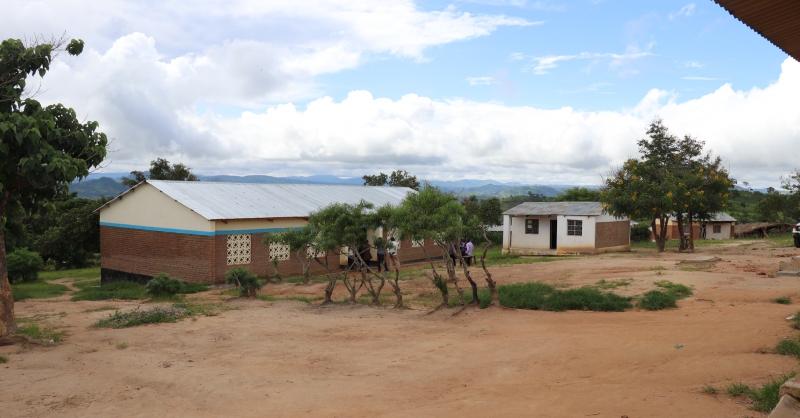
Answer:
[503, 202, 604, 216]
[713, 0, 800, 61]
[96, 180, 414, 220]
[668, 212, 737, 222]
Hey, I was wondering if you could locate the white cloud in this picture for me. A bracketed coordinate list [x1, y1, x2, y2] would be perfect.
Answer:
[53, 43, 800, 186]
[522, 43, 654, 75]
[669, 3, 696, 20]
[682, 60, 704, 68]
[467, 77, 495, 86]
[682, 76, 719, 81]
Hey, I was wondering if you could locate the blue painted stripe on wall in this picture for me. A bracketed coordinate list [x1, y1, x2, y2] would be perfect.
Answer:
[100, 222, 299, 236]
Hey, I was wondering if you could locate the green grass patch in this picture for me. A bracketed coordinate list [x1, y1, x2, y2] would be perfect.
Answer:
[258, 294, 324, 304]
[116, 343, 128, 350]
[71, 281, 147, 301]
[700, 384, 718, 395]
[722, 372, 797, 413]
[790, 311, 800, 330]
[631, 239, 735, 250]
[0, 355, 7, 363]
[39, 267, 101, 281]
[173, 299, 234, 317]
[496, 282, 633, 312]
[18, 323, 64, 343]
[646, 266, 666, 271]
[481, 248, 577, 267]
[774, 338, 800, 357]
[654, 280, 693, 298]
[94, 306, 188, 328]
[637, 290, 678, 310]
[594, 279, 633, 289]
[449, 288, 493, 308]
[179, 282, 210, 294]
[72, 279, 100, 289]
[773, 296, 792, 305]
[11, 281, 70, 301]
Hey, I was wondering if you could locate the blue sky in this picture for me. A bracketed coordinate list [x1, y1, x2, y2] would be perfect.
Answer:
[1, 1, 797, 186]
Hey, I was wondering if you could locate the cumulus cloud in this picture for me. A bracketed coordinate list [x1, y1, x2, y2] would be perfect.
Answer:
[57, 56, 795, 186]
[466, 77, 495, 85]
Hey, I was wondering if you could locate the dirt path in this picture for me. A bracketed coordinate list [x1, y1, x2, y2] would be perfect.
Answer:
[3, 243, 800, 417]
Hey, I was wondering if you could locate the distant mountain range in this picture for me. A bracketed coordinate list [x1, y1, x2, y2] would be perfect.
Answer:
[70, 172, 591, 200]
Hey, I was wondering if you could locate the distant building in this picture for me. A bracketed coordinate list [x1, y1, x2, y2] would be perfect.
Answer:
[652, 213, 737, 240]
[95, 181, 438, 284]
[501, 202, 630, 255]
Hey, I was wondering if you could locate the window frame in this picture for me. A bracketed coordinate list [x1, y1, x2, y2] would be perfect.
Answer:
[227, 233, 252, 265]
[712, 225, 722, 234]
[525, 218, 539, 234]
[567, 220, 583, 236]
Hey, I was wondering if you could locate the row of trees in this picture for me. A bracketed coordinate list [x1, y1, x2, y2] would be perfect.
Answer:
[266, 186, 499, 308]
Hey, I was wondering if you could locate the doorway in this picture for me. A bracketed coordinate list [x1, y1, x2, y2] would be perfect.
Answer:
[550, 220, 557, 250]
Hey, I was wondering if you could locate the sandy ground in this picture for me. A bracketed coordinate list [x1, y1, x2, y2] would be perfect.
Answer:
[4, 242, 800, 417]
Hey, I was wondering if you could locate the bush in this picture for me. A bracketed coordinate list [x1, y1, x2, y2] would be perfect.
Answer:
[145, 273, 183, 298]
[225, 267, 261, 297]
[637, 290, 678, 310]
[485, 231, 503, 246]
[630, 223, 651, 243]
[495, 282, 633, 312]
[6, 248, 44, 283]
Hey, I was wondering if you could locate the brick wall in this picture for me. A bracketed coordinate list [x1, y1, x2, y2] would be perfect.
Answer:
[595, 221, 630, 249]
[397, 238, 444, 264]
[213, 233, 343, 284]
[100, 226, 215, 284]
[652, 224, 702, 240]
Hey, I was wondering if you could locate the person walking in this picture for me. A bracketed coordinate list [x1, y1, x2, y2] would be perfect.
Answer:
[464, 238, 475, 266]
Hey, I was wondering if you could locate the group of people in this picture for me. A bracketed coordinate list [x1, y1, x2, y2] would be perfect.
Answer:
[448, 238, 475, 267]
[349, 237, 399, 272]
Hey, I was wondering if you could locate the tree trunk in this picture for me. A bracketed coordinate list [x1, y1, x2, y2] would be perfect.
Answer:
[0, 226, 16, 339]
[389, 270, 403, 308]
[478, 227, 498, 306]
[313, 256, 336, 304]
[688, 212, 695, 251]
[676, 214, 686, 252]
[655, 215, 669, 253]
[454, 250, 479, 306]
[423, 244, 454, 306]
[296, 252, 311, 285]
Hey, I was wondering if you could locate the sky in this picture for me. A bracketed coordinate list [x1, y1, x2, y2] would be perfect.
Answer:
[1, 0, 798, 187]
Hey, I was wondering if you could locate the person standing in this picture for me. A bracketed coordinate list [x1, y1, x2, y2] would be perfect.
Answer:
[448, 242, 457, 267]
[376, 245, 387, 272]
[387, 237, 400, 270]
[464, 238, 474, 266]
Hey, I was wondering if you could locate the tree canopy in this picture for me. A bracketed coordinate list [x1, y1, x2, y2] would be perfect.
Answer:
[549, 187, 602, 202]
[0, 35, 108, 338]
[121, 158, 199, 187]
[362, 170, 420, 190]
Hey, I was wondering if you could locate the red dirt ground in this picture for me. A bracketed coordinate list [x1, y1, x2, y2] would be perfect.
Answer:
[3, 241, 800, 417]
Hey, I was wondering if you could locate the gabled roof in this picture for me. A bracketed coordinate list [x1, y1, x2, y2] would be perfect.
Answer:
[503, 202, 604, 216]
[668, 212, 737, 222]
[713, 0, 800, 61]
[96, 180, 414, 220]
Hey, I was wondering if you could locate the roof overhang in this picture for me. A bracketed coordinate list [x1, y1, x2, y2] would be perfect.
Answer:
[713, 0, 800, 61]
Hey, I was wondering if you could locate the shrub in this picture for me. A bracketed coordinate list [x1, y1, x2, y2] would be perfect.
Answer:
[7, 248, 44, 283]
[630, 223, 651, 242]
[225, 267, 261, 297]
[654, 281, 693, 299]
[773, 296, 792, 305]
[637, 290, 678, 310]
[0, 355, 7, 363]
[145, 273, 183, 298]
[495, 282, 632, 312]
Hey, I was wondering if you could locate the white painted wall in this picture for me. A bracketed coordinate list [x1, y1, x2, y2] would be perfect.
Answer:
[555, 215, 596, 252]
[503, 214, 599, 254]
[99, 183, 213, 232]
[706, 222, 733, 240]
[215, 218, 307, 232]
[506, 215, 553, 251]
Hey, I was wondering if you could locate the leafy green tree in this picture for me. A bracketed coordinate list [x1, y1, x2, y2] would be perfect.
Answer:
[600, 119, 733, 253]
[6, 248, 43, 283]
[225, 267, 261, 298]
[0, 35, 107, 339]
[30, 194, 103, 268]
[753, 191, 799, 225]
[121, 158, 199, 187]
[461, 195, 502, 227]
[263, 226, 321, 286]
[362, 170, 420, 190]
[549, 187, 602, 202]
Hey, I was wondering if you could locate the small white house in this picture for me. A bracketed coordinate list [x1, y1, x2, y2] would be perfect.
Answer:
[502, 202, 630, 255]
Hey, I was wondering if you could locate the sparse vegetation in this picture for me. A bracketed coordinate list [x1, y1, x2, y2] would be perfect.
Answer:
[789, 311, 800, 330]
[258, 294, 324, 304]
[18, 323, 64, 343]
[773, 296, 792, 305]
[594, 279, 633, 289]
[722, 373, 797, 412]
[145, 273, 183, 298]
[700, 384, 718, 395]
[225, 267, 261, 298]
[0, 355, 8, 363]
[11, 281, 70, 301]
[116, 343, 128, 350]
[496, 282, 633, 312]
[82, 306, 119, 313]
[70, 281, 148, 301]
[637, 290, 678, 310]
[654, 281, 693, 298]
[94, 306, 189, 328]
[39, 267, 100, 281]
[774, 338, 800, 357]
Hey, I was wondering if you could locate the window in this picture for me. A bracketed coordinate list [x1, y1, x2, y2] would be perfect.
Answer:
[525, 219, 539, 234]
[412, 238, 424, 247]
[713, 225, 721, 234]
[268, 234, 290, 261]
[227, 234, 251, 265]
[682, 225, 690, 234]
[567, 220, 583, 236]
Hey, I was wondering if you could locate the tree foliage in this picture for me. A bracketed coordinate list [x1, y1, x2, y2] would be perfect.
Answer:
[0, 35, 107, 338]
[121, 158, 199, 187]
[362, 170, 420, 190]
[263, 226, 321, 286]
[549, 187, 602, 202]
[461, 195, 502, 227]
[600, 119, 733, 252]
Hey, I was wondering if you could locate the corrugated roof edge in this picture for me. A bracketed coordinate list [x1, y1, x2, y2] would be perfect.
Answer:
[93, 180, 415, 217]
